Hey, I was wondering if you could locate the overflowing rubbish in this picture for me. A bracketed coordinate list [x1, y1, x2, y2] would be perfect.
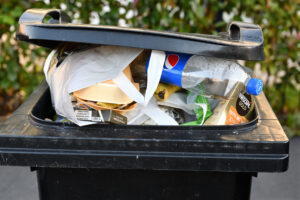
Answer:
[44, 45, 263, 126]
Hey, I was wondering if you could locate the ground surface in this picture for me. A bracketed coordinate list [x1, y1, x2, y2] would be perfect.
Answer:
[251, 136, 299, 200]
[0, 137, 298, 200]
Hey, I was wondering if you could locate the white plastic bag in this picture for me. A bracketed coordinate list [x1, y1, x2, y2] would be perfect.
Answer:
[44, 45, 178, 126]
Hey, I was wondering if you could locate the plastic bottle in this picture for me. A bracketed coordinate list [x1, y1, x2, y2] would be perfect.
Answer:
[146, 52, 263, 99]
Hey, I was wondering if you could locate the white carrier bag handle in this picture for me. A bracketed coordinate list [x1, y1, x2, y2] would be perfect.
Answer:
[113, 50, 178, 125]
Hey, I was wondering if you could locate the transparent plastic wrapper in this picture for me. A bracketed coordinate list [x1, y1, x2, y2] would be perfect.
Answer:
[142, 106, 185, 125]
[44, 46, 177, 126]
[182, 91, 212, 125]
[157, 92, 194, 115]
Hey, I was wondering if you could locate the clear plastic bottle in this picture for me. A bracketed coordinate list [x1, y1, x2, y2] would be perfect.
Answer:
[146, 52, 263, 98]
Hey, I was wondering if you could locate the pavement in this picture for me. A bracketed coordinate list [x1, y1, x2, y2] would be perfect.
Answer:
[0, 137, 298, 200]
[251, 136, 300, 200]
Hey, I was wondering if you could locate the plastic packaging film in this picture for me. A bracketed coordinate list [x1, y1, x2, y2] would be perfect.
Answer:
[44, 46, 178, 126]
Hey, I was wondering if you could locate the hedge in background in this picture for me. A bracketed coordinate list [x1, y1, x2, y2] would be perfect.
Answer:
[0, 0, 299, 135]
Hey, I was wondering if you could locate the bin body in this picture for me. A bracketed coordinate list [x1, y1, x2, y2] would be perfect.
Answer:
[0, 9, 289, 200]
[0, 79, 288, 200]
[37, 168, 253, 200]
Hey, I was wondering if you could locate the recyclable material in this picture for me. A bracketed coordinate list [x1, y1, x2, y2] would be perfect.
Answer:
[146, 52, 263, 99]
[181, 89, 212, 126]
[71, 99, 127, 124]
[44, 43, 259, 127]
[130, 50, 151, 84]
[44, 45, 143, 126]
[74, 109, 127, 125]
[204, 82, 255, 125]
[73, 65, 139, 114]
[74, 96, 136, 115]
[154, 83, 181, 101]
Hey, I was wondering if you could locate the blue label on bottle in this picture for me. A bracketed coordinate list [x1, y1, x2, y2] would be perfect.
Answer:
[146, 52, 192, 87]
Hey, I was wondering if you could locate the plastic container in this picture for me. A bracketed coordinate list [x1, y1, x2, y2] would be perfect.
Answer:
[0, 9, 288, 200]
[146, 52, 264, 99]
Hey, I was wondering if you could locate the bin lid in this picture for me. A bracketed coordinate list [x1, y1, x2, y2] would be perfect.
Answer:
[16, 9, 265, 61]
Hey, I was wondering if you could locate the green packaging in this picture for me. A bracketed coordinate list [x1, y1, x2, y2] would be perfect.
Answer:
[181, 84, 212, 126]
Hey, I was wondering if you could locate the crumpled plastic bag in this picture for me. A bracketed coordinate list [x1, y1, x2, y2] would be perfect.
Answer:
[44, 45, 178, 126]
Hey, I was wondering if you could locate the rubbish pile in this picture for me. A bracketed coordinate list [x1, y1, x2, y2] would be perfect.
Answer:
[44, 44, 263, 126]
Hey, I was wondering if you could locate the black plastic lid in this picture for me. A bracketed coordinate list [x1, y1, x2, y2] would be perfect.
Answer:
[16, 9, 265, 61]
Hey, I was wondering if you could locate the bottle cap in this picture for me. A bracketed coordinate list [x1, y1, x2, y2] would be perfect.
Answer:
[246, 78, 263, 95]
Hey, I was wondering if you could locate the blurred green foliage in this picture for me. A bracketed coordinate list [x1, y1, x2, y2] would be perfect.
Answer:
[0, 0, 299, 135]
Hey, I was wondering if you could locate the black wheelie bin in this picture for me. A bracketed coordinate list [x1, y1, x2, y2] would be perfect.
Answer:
[0, 9, 288, 200]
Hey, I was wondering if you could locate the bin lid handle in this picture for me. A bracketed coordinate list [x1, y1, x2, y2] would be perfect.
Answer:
[227, 21, 263, 44]
[18, 9, 71, 24]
